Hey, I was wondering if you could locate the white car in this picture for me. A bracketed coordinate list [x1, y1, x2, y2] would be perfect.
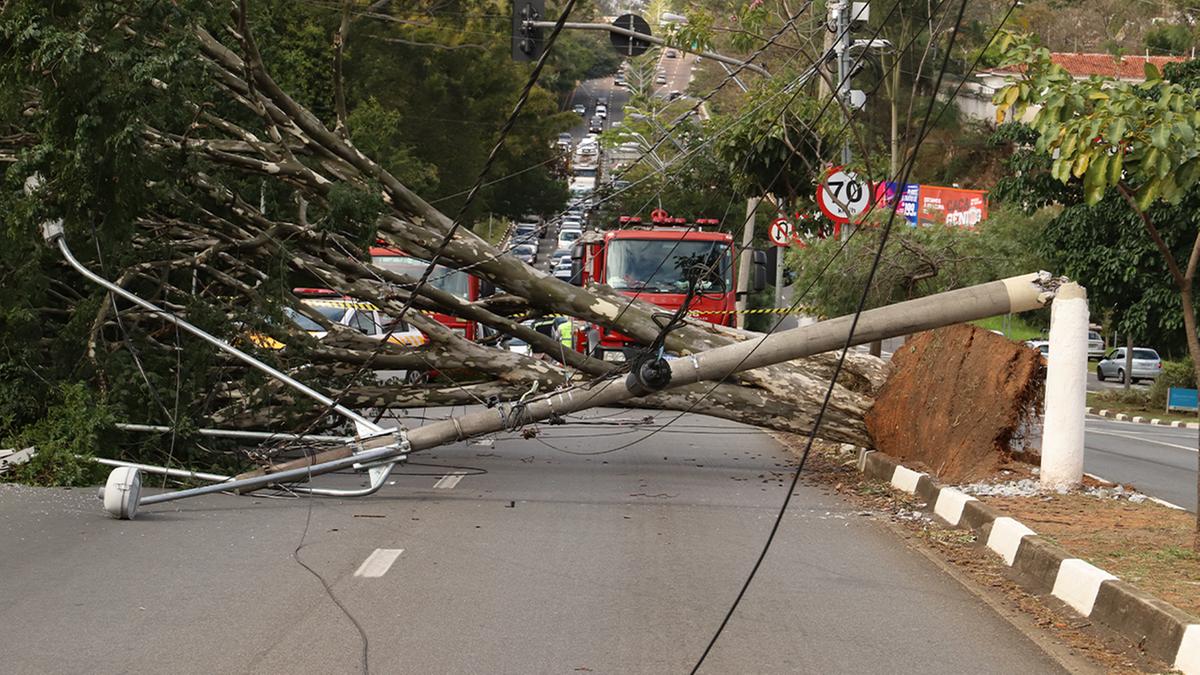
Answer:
[284, 294, 427, 348]
[1097, 348, 1162, 384]
[557, 228, 582, 249]
[595, 104, 608, 119]
[505, 336, 532, 356]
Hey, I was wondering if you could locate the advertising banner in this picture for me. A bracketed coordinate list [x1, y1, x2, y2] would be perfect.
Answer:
[874, 182, 920, 225]
[916, 185, 988, 227]
[876, 183, 987, 227]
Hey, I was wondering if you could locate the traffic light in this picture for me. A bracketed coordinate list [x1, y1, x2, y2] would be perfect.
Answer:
[511, 0, 545, 62]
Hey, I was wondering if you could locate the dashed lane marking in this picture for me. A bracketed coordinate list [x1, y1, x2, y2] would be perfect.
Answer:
[354, 548, 404, 578]
[433, 472, 467, 489]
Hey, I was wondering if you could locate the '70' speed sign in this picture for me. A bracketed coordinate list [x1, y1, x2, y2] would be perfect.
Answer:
[817, 168, 872, 224]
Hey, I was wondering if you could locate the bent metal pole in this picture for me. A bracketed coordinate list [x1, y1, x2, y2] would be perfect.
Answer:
[405, 272, 1060, 452]
[44, 221, 383, 436]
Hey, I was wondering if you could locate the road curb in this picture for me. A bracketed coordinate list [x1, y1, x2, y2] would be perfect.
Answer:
[854, 449, 1200, 673]
[1086, 406, 1199, 428]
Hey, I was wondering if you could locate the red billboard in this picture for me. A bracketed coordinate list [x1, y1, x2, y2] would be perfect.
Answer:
[915, 186, 988, 227]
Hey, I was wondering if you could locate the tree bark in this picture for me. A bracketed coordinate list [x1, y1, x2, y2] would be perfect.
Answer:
[1117, 184, 1200, 549]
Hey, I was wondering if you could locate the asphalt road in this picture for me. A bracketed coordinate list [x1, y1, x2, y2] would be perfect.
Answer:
[1085, 416, 1198, 511]
[566, 74, 628, 141]
[0, 409, 1068, 674]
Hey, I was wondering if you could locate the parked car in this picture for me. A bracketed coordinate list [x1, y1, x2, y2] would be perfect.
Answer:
[1097, 347, 1162, 384]
[512, 243, 537, 265]
[655, 74, 668, 84]
[572, 104, 586, 115]
[667, 90, 682, 101]
[665, 49, 677, 58]
[1087, 330, 1106, 360]
[1025, 340, 1049, 357]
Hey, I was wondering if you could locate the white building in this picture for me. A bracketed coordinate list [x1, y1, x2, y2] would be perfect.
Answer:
[955, 52, 1189, 125]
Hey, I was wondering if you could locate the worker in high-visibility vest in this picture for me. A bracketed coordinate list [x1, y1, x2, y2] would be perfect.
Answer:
[556, 317, 572, 350]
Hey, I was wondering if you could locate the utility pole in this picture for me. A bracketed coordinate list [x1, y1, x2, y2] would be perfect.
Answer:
[736, 197, 761, 329]
[836, 0, 852, 167]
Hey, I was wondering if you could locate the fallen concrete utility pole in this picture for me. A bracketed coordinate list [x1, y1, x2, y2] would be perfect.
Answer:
[45, 221, 1061, 518]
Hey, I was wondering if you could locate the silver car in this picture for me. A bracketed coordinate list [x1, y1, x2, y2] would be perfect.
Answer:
[1097, 348, 1162, 384]
[1087, 330, 1105, 360]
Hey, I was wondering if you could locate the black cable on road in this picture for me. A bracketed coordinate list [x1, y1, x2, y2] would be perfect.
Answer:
[688, 0, 978, 669]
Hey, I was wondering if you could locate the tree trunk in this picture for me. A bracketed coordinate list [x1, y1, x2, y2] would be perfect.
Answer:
[1124, 333, 1133, 390]
[1178, 284, 1200, 552]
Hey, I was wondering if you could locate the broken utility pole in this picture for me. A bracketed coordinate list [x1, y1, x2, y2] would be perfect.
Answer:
[47, 218, 1063, 519]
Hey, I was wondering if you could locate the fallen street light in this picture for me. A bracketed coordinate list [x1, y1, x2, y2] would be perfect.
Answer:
[43, 217, 1065, 519]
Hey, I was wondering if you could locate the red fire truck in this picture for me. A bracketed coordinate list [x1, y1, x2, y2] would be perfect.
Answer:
[572, 213, 766, 361]
[369, 245, 484, 341]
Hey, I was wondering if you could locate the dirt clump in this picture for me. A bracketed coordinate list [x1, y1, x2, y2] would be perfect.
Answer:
[865, 324, 1044, 483]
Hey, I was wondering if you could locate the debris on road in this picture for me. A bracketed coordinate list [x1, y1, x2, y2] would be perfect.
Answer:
[0, 447, 36, 475]
[865, 325, 1044, 483]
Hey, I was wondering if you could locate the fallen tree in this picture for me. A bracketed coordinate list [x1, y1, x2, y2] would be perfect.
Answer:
[0, 1, 884, 459]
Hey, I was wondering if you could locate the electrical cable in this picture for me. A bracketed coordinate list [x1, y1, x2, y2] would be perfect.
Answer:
[531, 0, 957, 451]
[688, 1, 982, 669]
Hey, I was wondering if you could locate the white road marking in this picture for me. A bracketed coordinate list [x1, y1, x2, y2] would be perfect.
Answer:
[1087, 428, 1199, 453]
[1148, 496, 1187, 510]
[354, 548, 404, 578]
[433, 471, 467, 489]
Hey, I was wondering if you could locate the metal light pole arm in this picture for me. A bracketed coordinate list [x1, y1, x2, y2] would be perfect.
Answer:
[45, 224, 384, 436]
[405, 273, 1060, 452]
[531, 21, 771, 77]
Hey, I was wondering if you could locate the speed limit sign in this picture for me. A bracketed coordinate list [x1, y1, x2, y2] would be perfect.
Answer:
[767, 217, 793, 246]
[817, 168, 871, 224]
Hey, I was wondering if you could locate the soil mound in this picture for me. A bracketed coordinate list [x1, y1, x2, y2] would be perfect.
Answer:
[865, 324, 1044, 483]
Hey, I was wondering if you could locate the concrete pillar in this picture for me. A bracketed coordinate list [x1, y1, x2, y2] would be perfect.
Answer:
[1041, 282, 1088, 489]
[735, 197, 760, 329]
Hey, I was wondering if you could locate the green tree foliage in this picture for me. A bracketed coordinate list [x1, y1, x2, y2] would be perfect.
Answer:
[1145, 23, 1194, 57]
[994, 34, 1200, 535]
[0, 0, 575, 483]
[786, 206, 1047, 319]
[11, 383, 112, 486]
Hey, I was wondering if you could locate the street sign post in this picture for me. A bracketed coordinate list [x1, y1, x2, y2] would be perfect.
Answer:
[768, 217, 794, 246]
[817, 168, 871, 224]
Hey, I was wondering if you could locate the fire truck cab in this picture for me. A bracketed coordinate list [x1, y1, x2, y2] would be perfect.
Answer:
[572, 214, 767, 361]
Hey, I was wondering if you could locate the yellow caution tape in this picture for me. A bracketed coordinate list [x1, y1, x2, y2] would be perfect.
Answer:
[687, 308, 813, 315]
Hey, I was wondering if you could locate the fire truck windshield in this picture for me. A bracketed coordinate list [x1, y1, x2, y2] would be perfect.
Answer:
[373, 255, 470, 299]
[606, 239, 733, 293]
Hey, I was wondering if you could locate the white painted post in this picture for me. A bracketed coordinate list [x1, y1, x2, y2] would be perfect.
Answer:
[1041, 282, 1088, 488]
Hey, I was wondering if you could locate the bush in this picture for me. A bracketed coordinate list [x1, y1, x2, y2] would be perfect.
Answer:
[8, 383, 112, 486]
[1149, 359, 1196, 410]
[1092, 387, 1151, 407]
